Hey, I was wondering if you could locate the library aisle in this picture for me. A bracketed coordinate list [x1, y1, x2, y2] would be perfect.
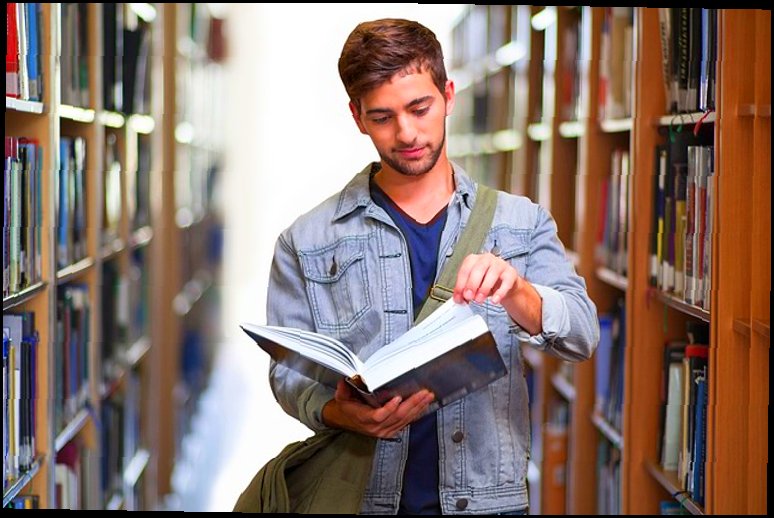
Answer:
[6, 4, 768, 513]
[165, 5, 465, 512]
[167, 336, 308, 512]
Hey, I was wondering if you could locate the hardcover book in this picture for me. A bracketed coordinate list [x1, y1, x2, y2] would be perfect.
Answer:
[241, 298, 507, 411]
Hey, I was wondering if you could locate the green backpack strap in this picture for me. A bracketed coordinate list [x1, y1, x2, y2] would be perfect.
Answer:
[414, 184, 498, 324]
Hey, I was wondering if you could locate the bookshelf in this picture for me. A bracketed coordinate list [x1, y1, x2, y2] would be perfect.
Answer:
[152, 2, 225, 502]
[449, 6, 769, 515]
[5, 3, 223, 510]
[4, 3, 156, 509]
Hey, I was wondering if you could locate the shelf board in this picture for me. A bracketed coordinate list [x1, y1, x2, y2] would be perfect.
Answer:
[128, 2, 157, 23]
[595, 266, 628, 291]
[59, 104, 96, 123]
[98, 110, 126, 128]
[5, 97, 44, 114]
[550, 372, 576, 402]
[558, 120, 585, 138]
[527, 121, 552, 141]
[644, 459, 705, 515]
[656, 111, 716, 127]
[128, 114, 155, 134]
[56, 256, 95, 283]
[738, 104, 756, 117]
[2, 456, 44, 507]
[173, 269, 214, 317]
[599, 117, 632, 133]
[126, 336, 151, 368]
[591, 411, 623, 449]
[124, 449, 151, 487]
[55, 408, 91, 452]
[101, 374, 123, 401]
[448, 130, 523, 158]
[491, 128, 522, 152]
[3, 281, 46, 310]
[101, 238, 126, 261]
[102, 337, 151, 397]
[732, 318, 751, 338]
[654, 289, 711, 323]
[106, 491, 125, 511]
[752, 319, 770, 340]
[735, 104, 771, 118]
[130, 226, 154, 248]
[450, 38, 526, 94]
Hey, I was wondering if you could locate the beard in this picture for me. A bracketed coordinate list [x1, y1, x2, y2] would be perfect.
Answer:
[379, 128, 446, 177]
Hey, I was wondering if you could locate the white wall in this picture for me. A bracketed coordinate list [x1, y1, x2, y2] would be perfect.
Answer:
[222, 3, 462, 331]
[212, 4, 464, 511]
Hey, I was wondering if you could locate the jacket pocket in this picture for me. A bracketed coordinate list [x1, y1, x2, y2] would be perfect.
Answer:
[486, 226, 530, 267]
[299, 238, 371, 330]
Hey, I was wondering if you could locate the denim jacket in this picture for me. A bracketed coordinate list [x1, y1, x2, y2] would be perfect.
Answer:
[267, 163, 599, 514]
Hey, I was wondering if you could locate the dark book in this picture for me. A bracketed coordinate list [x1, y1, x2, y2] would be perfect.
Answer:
[241, 299, 507, 412]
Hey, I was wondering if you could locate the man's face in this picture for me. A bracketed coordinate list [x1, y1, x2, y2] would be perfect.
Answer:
[351, 70, 454, 177]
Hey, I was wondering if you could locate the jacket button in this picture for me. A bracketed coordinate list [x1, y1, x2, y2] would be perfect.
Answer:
[456, 498, 468, 510]
[452, 430, 464, 443]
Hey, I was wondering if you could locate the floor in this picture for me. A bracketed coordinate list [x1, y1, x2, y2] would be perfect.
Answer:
[166, 337, 310, 512]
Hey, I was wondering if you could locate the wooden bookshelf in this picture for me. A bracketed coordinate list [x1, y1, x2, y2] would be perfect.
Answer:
[711, 9, 769, 515]
[448, 6, 769, 516]
[150, 3, 226, 503]
[3, 3, 221, 510]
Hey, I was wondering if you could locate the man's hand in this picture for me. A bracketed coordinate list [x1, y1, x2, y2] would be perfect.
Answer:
[453, 252, 522, 305]
[322, 379, 434, 439]
[453, 252, 543, 336]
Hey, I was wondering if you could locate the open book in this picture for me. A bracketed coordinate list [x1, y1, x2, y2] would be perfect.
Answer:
[241, 298, 507, 410]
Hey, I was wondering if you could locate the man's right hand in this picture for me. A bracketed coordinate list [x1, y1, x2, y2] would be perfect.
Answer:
[321, 379, 435, 439]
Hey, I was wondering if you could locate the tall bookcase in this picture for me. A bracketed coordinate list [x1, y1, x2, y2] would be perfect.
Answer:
[153, 2, 225, 502]
[5, 3, 224, 510]
[449, 6, 769, 515]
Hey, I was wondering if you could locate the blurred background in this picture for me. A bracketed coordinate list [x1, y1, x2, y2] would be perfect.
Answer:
[190, 4, 464, 511]
[7, 3, 767, 514]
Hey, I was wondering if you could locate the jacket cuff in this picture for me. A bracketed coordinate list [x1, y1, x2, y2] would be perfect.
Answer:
[509, 283, 570, 348]
[300, 384, 336, 432]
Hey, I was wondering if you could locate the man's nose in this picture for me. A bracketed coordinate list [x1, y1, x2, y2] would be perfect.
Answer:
[395, 114, 417, 145]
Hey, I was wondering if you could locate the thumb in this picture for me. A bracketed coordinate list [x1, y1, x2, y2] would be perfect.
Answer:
[335, 378, 354, 401]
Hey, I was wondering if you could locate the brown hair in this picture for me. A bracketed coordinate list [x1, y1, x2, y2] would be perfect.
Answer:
[338, 18, 447, 112]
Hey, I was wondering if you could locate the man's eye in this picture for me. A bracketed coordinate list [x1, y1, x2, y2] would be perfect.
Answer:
[372, 116, 389, 124]
[415, 107, 430, 116]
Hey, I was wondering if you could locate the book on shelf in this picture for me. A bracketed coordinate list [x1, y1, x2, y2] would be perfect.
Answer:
[241, 298, 507, 411]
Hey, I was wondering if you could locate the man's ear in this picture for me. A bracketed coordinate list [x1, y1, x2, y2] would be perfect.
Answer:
[444, 80, 456, 116]
[349, 101, 368, 135]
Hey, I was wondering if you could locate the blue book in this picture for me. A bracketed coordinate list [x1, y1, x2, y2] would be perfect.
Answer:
[25, 4, 41, 101]
[691, 377, 707, 507]
[594, 314, 614, 414]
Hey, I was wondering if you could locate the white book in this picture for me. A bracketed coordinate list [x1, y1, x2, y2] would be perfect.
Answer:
[661, 362, 684, 471]
[241, 298, 506, 410]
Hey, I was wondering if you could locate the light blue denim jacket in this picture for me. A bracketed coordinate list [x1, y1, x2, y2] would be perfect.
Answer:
[267, 163, 599, 514]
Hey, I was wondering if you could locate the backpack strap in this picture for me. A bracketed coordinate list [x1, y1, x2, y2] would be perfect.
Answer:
[414, 184, 498, 324]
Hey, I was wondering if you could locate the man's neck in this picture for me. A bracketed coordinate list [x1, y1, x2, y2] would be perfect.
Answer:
[373, 157, 455, 224]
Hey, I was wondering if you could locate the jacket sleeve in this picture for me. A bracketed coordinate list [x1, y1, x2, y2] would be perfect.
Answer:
[267, 232, 334, 431]
[514, 206, 600, 362]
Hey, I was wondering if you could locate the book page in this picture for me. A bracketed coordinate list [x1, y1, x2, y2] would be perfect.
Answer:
[361, 299, 489, 390]
[240, 323, 364, 377]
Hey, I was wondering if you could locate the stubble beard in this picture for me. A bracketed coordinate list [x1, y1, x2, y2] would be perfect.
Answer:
[380, 128, 446, 178]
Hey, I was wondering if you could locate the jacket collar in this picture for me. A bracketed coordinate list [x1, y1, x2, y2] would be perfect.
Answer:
[333, 161, 476, 221]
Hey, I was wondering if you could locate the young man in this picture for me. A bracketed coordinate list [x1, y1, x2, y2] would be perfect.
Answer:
[266, 18, 599, 514]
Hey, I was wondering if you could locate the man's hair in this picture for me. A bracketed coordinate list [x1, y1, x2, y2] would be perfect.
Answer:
[338, 18, 447, 111]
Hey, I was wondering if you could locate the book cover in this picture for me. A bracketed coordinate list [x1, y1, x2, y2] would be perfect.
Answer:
[241, 299, 507, 411]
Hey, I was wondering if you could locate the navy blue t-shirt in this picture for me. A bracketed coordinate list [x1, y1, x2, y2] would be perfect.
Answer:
[371, 180, 448, 515]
